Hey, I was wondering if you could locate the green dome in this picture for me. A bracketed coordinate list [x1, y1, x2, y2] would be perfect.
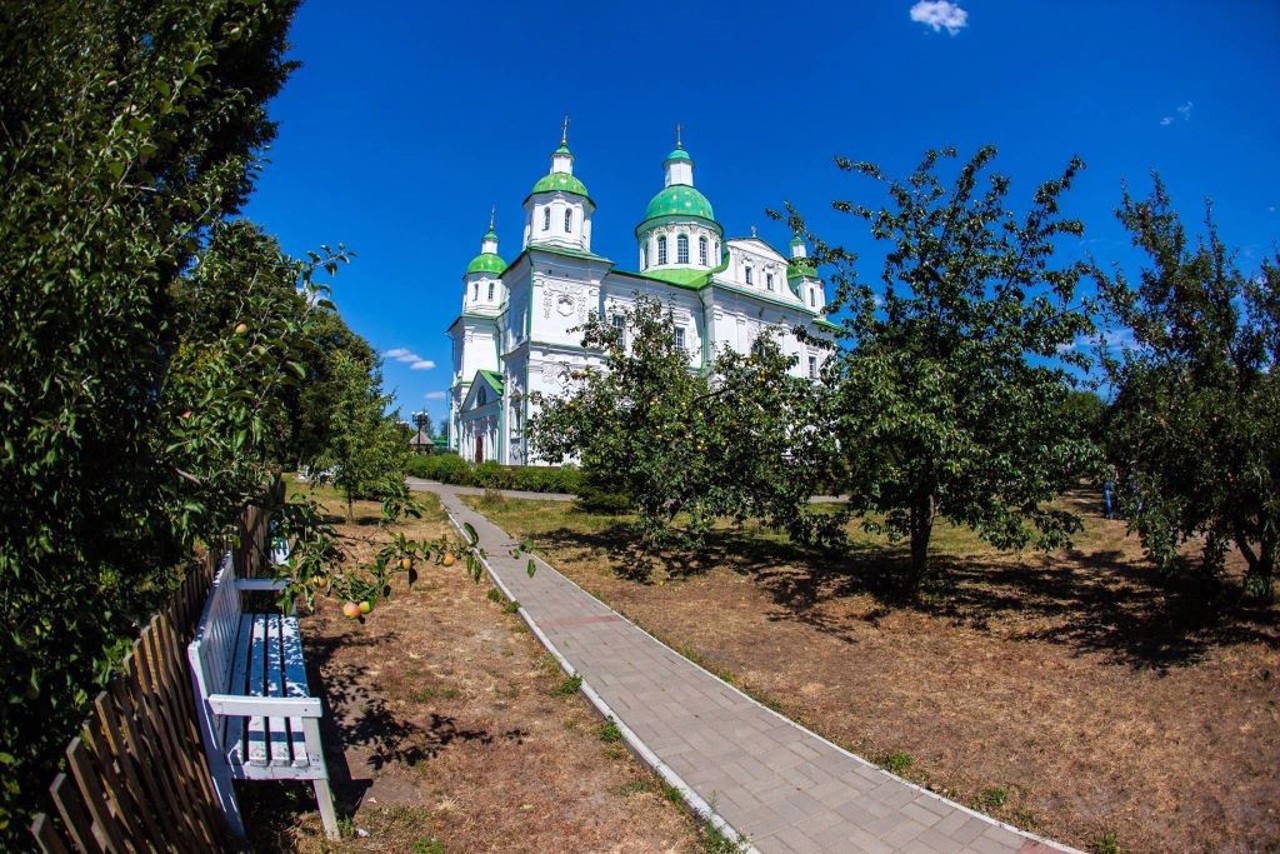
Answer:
[530, 171, 590, 198]
[466, 252, 507, 275]
[665, 146, 691, 162]
[787, 257, 817, 280]
[641, 185, 716, 223]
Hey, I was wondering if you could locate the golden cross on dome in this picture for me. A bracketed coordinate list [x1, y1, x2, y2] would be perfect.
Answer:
[488, 205, 496, 231]
[676, 122, 683, 147]
[561, 115, 570, 145]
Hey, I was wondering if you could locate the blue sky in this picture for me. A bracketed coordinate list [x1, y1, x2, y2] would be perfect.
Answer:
[243, 0, 1279, 426]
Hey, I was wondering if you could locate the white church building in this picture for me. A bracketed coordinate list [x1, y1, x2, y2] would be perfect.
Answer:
[447, 128, 836, 465]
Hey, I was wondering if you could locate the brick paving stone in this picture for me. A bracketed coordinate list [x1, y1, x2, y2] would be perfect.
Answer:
[431, 484, 1084, 854]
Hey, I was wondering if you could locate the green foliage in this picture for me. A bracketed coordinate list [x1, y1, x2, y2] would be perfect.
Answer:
[1095, 177, 1279, 600]
[528, 295, 825, 548]
[975, 787, 1009, 809]
[411, 837, 445, 854]
[554, 673, 583, 696]
[783, 145, 1100, 589]
[598, 718, 623, 743]
[311, 351, 412, 521]
[0, 0, 304, 838]
[878, 751, 914, 775]
[405, 453, 583, 493]
[1092, 831, 1125, 854]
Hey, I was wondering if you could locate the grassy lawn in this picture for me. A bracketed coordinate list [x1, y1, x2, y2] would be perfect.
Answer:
[464, 489, 1280, 854]
[244, 482, 716, 852]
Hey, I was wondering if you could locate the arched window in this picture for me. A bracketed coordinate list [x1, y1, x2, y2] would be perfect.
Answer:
[542, 208, 550, 231]
[809, 287, 816, 307]
[641, 243, 648, 269]
[699, 236, 708, 266]
[766, 272, 774, 291]
[564, 209, 573, 232]
[487, 282, 495, 300]
[471, 282, 478, 300]
[657, 236, 668, 265]
[745, 266, 753, 286]
[677, 234, 689, 264]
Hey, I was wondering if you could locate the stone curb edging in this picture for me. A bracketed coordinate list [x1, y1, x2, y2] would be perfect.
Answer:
[443, 494, 1085, 854]
[442, 503, 758, 853]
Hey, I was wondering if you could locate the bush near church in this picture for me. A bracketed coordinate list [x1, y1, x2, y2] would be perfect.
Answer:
[407, 453, 584, 494]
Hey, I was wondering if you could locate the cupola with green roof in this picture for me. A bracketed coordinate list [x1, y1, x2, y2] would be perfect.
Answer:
[523, 117, 596, 253]
[635, 127, 723, 276]
[462, 209, 508, 312]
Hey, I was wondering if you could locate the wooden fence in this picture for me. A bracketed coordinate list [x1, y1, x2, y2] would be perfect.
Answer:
[29, 479, 284, 853]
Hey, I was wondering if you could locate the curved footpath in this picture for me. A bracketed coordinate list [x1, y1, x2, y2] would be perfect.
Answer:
[423, 482, 1080, 854]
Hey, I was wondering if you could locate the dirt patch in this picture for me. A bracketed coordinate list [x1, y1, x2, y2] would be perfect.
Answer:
[469, 490, 1280, 854]
[243, 489, 705, 852]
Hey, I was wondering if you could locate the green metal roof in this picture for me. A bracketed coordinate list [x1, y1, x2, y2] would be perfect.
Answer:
[466, 252, 507, 275]
[553, 143, 573, 157]
[530, 171, 590, 198]
[640, 268, 711, 290]
[787, 257, 818, 280]
[665, 146, 692, 162]
[640, 185, 716, 225]
[816, 317, 841, 332]
[477, 369, 504, 396]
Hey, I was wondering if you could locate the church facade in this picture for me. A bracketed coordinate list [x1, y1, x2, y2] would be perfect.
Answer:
[447, 129, 834, 465]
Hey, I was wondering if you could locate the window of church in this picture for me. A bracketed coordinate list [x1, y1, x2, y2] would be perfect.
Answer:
[487, 282, 494, 300]
[642, 242, 648, 269]
[809, 355, 818, 379]
[673, 326, 686, 351]
[745, 266, 753, 285]
[542, 208, 550, 231]
[677, 234, 689, 264]
[657, 236, 668, 265]
[564, 209, 572, 232]
[471, 282, 478, 300]
[809, 287, 816, 307]
[611, 313, 625, 342]
[478, 386, 487, 405]
[766, 272, 774, 291]
[699, 236, 708, 266]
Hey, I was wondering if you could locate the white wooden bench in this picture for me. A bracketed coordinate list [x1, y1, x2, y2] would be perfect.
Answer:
[188, 550, 339, 840]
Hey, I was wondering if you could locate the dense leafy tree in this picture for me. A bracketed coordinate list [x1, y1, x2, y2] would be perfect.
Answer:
[528, 296, 821, 548]
[0, 0, 304, 837]
[1094, 177, 1279, 600]
[313, 352, 413, 522]
[785, 146, 1099, 590]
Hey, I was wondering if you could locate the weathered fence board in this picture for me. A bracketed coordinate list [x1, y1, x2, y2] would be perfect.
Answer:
[31, 480, 284, 852]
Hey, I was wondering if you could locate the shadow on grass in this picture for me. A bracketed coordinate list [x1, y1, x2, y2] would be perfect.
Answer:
[531, 515, 1278, 673]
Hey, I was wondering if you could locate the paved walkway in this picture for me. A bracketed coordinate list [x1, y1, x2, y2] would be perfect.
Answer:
[430, 484, 1079, 854]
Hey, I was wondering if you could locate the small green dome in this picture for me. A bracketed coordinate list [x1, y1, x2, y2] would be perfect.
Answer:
[787, 257, 817, 281]
[665, 147, 692, 162]
[530, 171, 590, 198]
[642, 185, 715, 223]
[466, 252, 507, 275]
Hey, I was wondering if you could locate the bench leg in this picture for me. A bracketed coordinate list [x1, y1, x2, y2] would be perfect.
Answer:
[313, 779, 339, 840]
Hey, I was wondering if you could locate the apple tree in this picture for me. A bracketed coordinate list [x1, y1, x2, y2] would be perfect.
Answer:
[1094, 177, 1280, 601]
[781, 146, 1100, 591]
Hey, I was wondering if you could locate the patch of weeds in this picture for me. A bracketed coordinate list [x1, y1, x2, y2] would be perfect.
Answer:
[661, 780, 684, 806]
[502, 599, 521, 614]
[336, 813, 356, 839]
[553, 672, 582, 697]
[603, 743, 627, 760]
[613, 779, 653, 796]
[1010, 806, 1039, 830]
[486, 586, 503, 603]
[975, 787, 1008, 810]
[537, 653, 561, 676]
[878, 751, 913, 775]
[563, 717, 580, 730]
[411, 684, 461, 703]
[700, 820, 748, 854]
[599, 717, 622, 743]
[412, 838, 445, 854]
[1092, 831, 1124, 854]
[680, 644, 736, 685]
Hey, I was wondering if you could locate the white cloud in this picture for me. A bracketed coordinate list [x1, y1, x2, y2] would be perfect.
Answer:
[1176, 100, 1194, 120]
[384, 348, 434, 369]
[424, 391, 446, 400]
[1159, 116, 1173, 126]
[910, 1, 969, 35]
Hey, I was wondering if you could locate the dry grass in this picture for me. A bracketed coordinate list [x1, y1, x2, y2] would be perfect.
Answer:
[243, 487, 707, 852]
[467, 490, 1280, 854]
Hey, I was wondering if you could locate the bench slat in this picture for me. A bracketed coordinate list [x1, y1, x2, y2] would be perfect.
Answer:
[265, 614, 292, 767]
[245, 615, 269, 767]
[222, 615, 253, 767]
[279, 617, 311, 767]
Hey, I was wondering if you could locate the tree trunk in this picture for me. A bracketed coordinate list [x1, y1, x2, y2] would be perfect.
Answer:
[347, 494, 354, 524]
[908, 490, 936, 593]
[1240, 531, 1276, 602]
